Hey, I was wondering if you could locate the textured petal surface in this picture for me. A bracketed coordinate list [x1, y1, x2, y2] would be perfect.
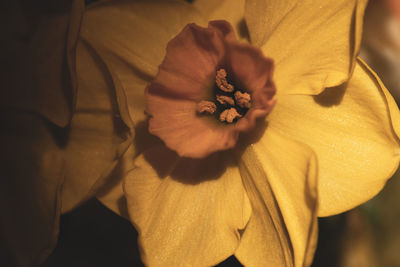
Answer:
[146, 22, 276, 158]
[146, 93, 238, 158]
[124, 147, 251, 266]
[96, 143, 136, 219]
[0, 112, 63, 267]
[245, 0, 367, 95]
[79, 0, 213, 219]
[150, 22, 225, 100]
[225, 42, 276, 131]
[81, 0, 206, 131]
[268, 58, 400, 216]
[61, 38, 131, 213]
[193, 0, 247, 41]
[0, 0, 83, 127]
[227, 42, 274, 93]
[235, 129, 318, 267]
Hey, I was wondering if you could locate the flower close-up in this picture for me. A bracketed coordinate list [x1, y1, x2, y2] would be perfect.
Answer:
[75, 0, 400, 265]
[145, 20, 276, 158]
[2, 0, 400, 267]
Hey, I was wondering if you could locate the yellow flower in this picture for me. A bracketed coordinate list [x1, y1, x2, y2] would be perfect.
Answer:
[77, 0, 400, 266]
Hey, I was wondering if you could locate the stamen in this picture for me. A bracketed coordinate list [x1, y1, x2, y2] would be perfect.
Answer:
[196, 101, 216, 114]
[216, 69, 234, 92]
[216, 95, 235, 106]
[234, 91, 251, 109]
[196, 69, 252, 123]
[219, 108, 242, 123]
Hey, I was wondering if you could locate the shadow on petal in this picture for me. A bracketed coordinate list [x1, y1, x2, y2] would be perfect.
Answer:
[237, 18, 250, 41]
[313, 82, 346, 107]
[133, 120, 164, 155]
[135, 118, 270, 185]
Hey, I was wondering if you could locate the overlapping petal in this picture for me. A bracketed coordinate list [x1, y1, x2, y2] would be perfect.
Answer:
[193, 0, 247, 41]
[78, 0, 217, 220]
[0, 0, 83, 127]
[149, 22, 225, 100]
[268, 58, 400, 216]
[124, 146, 251, 266]
[61, 39, 131, 213]
[75, 1, 400, 267]
[245, 0, 367, 95]
[0, 112, 63, 267]
[146, 20, 276, 158]
[0, 1, 82, 266]
[146, 93, 239, 158]
[235, 129, 318, 267]
[96, 144, 137, 219]
[81, 0, 207, 131]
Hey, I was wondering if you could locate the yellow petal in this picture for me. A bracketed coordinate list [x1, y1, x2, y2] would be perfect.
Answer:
[61, 39, 131, 213]
[0, 112, 63, 266]
[235, 129, 318, 267]
[193, 0, 247, 41]
[245, 0, 367, 95]
[96, 144, 137, 219]
[81, 0, 206, 131]
[268, 58, 400, 217]
[0, 0, 83, 127]
[124, 146, 251, 266]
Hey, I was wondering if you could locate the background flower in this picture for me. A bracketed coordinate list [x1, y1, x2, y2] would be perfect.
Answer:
[1, 1, 131, 266]
[0, 1, 83, 266]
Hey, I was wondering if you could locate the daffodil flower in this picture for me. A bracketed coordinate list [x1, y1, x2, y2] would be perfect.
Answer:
[76, 0, 400, 266]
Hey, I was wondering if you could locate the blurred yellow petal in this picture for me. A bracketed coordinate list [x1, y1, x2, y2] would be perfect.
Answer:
[0, 1, 82, 265]
[193, 0, 247, 40]
[124, 146, 251, 266]
[81, 0, 206, 132]
[245, 0, 367, 95]
[235, 129, 318, 267]
[61, 38, 131, 213]
[268, 58, 400, 216]
[0, 112, 63, 267]
[0, 0, 83, 127]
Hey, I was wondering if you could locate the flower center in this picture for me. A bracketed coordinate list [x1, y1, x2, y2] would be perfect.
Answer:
[196, 68, 251, 123]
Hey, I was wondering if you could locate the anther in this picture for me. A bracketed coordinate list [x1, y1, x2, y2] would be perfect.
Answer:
[216, 95, 235, 106]
[219, 108, 242, 123]
[196, 101, 216, 114]
[234, 91, 251, 108]
[216, 69, 234, 92]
